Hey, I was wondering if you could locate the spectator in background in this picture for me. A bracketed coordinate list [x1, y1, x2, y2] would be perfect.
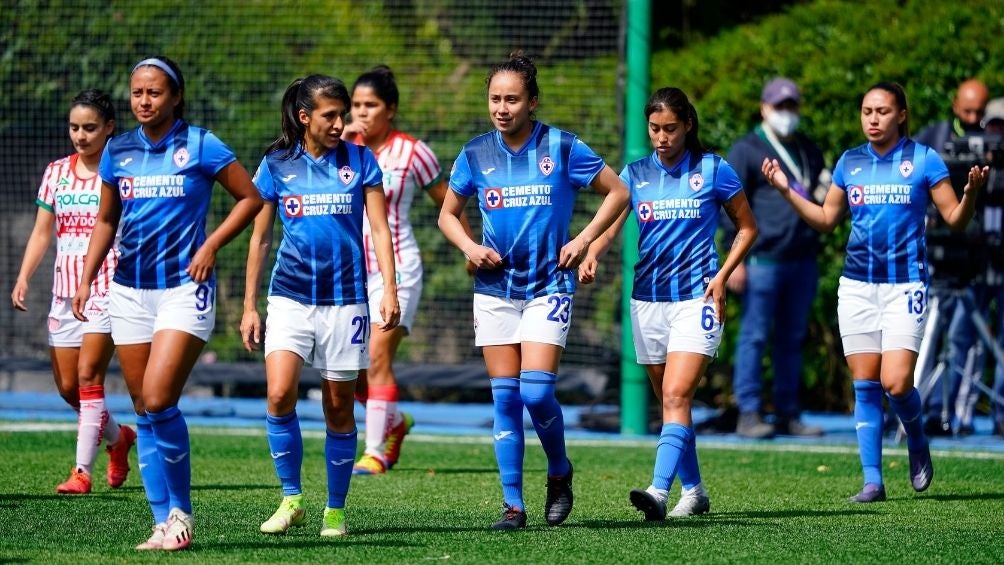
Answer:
[723, 78, 827, 439]
[983, 98, 1004, 437]
[915, 80, 991, 437]
[915, 78, 990, 151]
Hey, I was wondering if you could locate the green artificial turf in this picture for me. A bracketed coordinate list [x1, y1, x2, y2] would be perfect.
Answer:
[1, 426, 1002, 564]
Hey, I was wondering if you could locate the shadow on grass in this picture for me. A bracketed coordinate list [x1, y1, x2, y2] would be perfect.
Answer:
[192, 483, 276, 492]
[916, 492, 1004, 502]
[715, 508, 878, 519]
[196, 538, 423, 550]
[390, 467, 499, 475]
[0, 492, 131, 502]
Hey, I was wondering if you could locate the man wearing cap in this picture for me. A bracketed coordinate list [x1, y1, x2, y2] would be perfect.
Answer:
[722, 77, 827, 439]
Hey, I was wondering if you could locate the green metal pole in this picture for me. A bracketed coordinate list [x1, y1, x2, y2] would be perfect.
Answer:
[620, 0, 650, 435]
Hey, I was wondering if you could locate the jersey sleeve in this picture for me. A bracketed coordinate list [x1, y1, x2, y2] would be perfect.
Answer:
[361, 147, 383, 186]
[568, 137, 605, 189]
[98, 144, 116, 186]
[252, 156, 277, 202]
[922, 146, 950, 187]
[413, 140, 443, 190]
[448, 150, 475, 197]
[35, 161, 59, 213]
[200, 131, 238, 176]
[831, 152, 849, 191]
[715, 158, 743, 202]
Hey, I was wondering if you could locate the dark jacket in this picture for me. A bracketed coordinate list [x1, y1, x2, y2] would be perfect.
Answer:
[722, 127, 825, 261]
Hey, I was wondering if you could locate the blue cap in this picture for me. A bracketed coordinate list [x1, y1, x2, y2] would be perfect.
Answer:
[762, 77, 800, 105]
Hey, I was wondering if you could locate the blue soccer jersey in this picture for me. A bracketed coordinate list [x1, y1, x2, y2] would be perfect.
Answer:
[832, 137, 949, 283]
[99, 120, 236, 289]
[449, 122, 605, 299]
[254, 142, 382, 306]
[623, 151, 743, 302]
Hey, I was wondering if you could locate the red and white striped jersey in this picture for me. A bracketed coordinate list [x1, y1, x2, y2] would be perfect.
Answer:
[35, 154, 119, 297]
[355, 130, 442, 288]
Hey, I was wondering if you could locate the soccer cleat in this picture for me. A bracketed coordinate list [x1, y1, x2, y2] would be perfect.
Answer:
[320, 507, 348, 537]
[630, 486, 668, 521]
[848, 483, 887, 503]
[491, 503, 527, 530]
[384, 412, 414, 469]
[135, 522, 168, 550]
[161, 508, 193, 551]
[260, 495, 307, 534]
[909, 444, 934, 492]
[56, 467, 92, 495]
[544, 460, 573, 525]
[106, 424, 136, 488]
[669, 484, 710, 517]
[352, 453, 387, 475]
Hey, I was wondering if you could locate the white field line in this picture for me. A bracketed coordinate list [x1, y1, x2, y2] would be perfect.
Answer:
[4, 421, 1004, 461]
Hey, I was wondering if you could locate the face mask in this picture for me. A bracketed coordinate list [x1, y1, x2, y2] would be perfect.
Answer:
[766, 110, 800, 137]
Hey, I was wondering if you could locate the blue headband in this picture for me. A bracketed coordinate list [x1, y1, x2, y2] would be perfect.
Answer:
[132, 58, 180, 87]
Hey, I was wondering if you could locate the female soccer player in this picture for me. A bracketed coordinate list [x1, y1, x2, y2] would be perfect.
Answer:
[439, 53, 630, 530]
[342, 65, 472, 476]
[72, 56, 263, 550]
[580, 87, 757, 521]
[762, 82, 988, 502]
[241, 74, 399, 537]
[11, 89, 135, 495]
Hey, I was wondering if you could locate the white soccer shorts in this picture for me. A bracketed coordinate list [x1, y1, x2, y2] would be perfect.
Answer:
[473, 293, 573, 348]
[837, 276, 927, 354]
[630, 297, 723, 364]
[264, 295, 370, 371]
[47, 293, 111, 347]
[367, 271, 421, 332]
[108, 280, 216, 345]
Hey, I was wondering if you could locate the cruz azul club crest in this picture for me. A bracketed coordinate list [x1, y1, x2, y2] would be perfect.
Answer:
[339, 166, 356, 185]
[173, 147, 190, 168]
[689, 173, 704, 191]
[538, 156, 554, 176]
[282, 195, 304, 217]
[899, 160, 914, 177]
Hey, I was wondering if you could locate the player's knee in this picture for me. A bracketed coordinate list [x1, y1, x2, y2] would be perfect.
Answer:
[61, 390, 80, 411]
[662, 393, 691, 413]
[366, 354, 394, 385]
[266, 390, 297, 416]
[322, 400, 354, 432]
[76, 365, 102, 387]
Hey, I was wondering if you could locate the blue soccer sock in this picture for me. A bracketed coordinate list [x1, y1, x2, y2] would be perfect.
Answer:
[853, 380, 884, 486]
[147, 405, 192, 514]
[519, 370, 570, 477]
[266, 410, 304, 496]
[324, 428, 357, 509]
[888, 388, 927, 452]
[491, 377, 525, 510]
[676, 428, 703, 490]
[652, 423, 693, 492]
[135, 414, 170, 524]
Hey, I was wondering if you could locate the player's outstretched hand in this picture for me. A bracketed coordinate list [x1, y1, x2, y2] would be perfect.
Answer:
[964, 165, 990, 196]
[761, 157, 791, 195]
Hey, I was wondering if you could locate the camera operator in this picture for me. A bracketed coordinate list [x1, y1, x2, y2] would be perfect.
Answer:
[920, 90, 1004, 437]
[915, 79, 990, 151]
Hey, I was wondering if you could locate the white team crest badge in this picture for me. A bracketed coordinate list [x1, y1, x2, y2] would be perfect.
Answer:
[689, 173, 704, 191]
[339, 166, 356, 185]
[538, 156, 555, 176]
[173, 147, 190, 168]
[899, 160, 914, 177]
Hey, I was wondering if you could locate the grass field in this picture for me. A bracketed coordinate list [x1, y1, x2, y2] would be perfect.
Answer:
[2, 425, 1003, 564]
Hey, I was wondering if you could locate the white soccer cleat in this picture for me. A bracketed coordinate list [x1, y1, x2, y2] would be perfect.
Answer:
[629, 485, 668, 521]
[135, 522, 167, 551]
[161, 508, 193, 551]
[669, 484, 711, 517]
[320, 507, 348, 537]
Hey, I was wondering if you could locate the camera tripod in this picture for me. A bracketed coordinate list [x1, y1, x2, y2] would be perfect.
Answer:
[910, 285, 1004, 438]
